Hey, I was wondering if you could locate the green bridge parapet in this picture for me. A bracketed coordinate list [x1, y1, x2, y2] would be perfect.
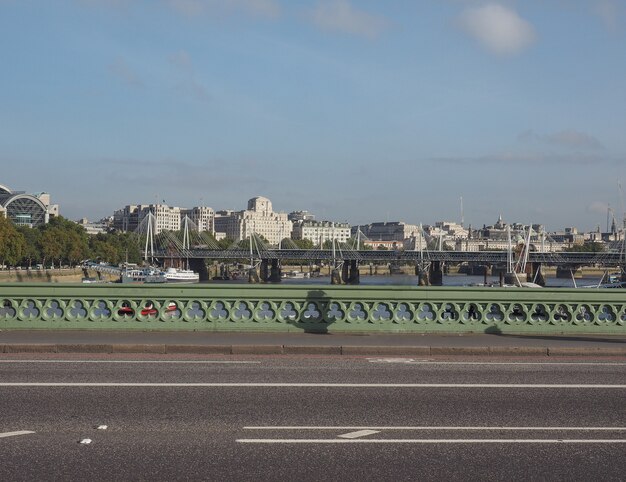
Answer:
[0, 283, 624, 334]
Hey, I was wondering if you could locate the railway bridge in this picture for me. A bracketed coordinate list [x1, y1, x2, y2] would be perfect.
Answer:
[88, 248, 624, 286]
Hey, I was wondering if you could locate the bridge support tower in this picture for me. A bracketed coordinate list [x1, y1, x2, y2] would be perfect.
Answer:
[189, 258, 208, 282]
[340, 260, 359, 284]
[416, 264, 430, 286]
[429, 261, 444, 286]
[331, 267, 343, 285]
[269, 259, 282, 282]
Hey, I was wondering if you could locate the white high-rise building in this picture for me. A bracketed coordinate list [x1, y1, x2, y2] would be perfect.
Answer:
[292, 220, 351, 246]
[181, 206, 215, 234]
[214, 196, 292, 245]
[113, 204, 214, 235]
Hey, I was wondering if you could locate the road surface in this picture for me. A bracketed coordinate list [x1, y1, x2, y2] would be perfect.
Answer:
[1, 355, 625, 480]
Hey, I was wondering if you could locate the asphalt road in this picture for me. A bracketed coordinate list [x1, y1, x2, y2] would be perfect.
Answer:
[1, 356, 625, 481]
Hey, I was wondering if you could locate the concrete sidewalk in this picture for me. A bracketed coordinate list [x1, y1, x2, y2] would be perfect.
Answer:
[0, 330, 625, 356]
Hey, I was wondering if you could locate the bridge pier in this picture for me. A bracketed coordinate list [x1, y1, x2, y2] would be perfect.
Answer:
[429, 261, 443, 286]
[269, 259, 282, 282]
[531, 262, 546, 286]
[340, 260, 359, 285]
[416, 264, 430, 286]
[189, 258, 208, 282]
[483, 265, 491, 286]
[331, 267, 343, 285]
[248, 267, 260, 283]
[260, 260, 270, 282]
[347, 260, 360, 284]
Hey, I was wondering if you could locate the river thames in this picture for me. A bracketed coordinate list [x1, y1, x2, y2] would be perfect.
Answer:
[203, 274, 606, 288]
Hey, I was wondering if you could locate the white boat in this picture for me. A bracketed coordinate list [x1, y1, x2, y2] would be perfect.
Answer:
[121, 267, 167, 284]
[164, 267, 199, 283]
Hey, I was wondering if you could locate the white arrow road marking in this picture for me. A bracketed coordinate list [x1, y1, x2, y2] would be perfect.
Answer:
[0, 431, 35, 439]
[338, 430, 380, 439]
[79, 439, 92, 444]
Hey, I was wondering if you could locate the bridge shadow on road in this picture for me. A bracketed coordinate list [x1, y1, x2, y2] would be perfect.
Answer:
[289, 289, 334, 334]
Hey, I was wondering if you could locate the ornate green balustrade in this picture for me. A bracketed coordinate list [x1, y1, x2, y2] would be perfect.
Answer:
[0, 283, 624, 334]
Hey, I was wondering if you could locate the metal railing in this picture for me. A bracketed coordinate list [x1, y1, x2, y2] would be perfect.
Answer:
[1, 283, 624, 334]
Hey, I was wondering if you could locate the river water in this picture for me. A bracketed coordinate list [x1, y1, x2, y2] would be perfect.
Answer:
[203, 274, 606, 288]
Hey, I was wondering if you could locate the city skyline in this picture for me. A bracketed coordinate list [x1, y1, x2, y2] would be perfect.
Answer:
[1, 1, 625, 231]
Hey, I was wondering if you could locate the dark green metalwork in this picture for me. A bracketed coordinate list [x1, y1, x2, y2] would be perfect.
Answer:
[0, 283, 624, 334]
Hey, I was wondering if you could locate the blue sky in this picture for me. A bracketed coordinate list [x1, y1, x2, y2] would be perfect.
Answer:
[1, 0, 625, 231]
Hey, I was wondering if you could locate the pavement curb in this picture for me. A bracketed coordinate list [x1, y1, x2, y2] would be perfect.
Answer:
[341, 346, 430, 356]
[1, 344, 625, 356]
[166, 344, 232, 355]
[548, 346, 626, 357]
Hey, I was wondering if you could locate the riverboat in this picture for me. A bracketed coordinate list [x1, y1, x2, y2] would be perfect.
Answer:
[120, 267, 167, 284]
[164, 267, 199, 283]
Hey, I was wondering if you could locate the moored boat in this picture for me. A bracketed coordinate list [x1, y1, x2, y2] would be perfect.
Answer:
[120, 266, 167, 284]
[164, 267, 199, 283]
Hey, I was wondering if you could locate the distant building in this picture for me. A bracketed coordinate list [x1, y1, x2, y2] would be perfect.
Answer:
[0, 183, 58, 227]
[431, 221, 469, 240]
[113, 203, 214, 235]
[354, 221, 419, 242]
[288, 210, 316, 222]
[76, 218, 109, 235]
[214, 196, 292, 245]
[181, 206, 215, 234]
[363, 239, 403, 250]
[292, 220, 351, 246]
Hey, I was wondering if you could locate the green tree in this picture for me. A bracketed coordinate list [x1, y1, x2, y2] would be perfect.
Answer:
[564, 242, 605, 253]
[217, 237, 234, 250]
[39, 227, 65, 268]
[89, 236, 119, 264]
[0, 217, 25, 267]
[17, 226, 42, 267]
[66, 230, 89, 266]
[292, 238, 315, 249]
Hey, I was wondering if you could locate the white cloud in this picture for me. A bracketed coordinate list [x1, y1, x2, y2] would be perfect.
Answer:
[308, 0, 389, 39]
[164, 0, 280, 19]
[458, 3, 536, 56]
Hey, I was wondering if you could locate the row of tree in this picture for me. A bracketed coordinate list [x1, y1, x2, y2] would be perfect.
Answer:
[0, 215, 375, 270]
[5, 215, 602, 270]
[0, 216, 146, 269]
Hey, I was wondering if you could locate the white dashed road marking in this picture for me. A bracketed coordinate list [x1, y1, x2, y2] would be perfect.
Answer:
[0, 431, 35, 439]
[239, 426, 626, 444]
[338, 430, 380, 439]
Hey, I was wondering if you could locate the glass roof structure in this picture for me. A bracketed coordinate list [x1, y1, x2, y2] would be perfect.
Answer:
[0, 185, 49, 227]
